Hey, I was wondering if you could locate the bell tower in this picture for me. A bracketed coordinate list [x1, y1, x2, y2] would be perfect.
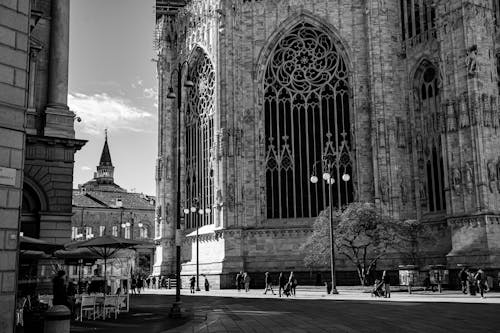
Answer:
[96, 129, 115, 185]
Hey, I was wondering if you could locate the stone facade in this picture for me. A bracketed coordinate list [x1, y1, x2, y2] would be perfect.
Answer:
[0, 0, 84, 330]
[155, 0, 500, 288]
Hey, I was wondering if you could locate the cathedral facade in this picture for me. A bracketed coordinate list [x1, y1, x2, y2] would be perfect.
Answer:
[154, 0, 500, 288]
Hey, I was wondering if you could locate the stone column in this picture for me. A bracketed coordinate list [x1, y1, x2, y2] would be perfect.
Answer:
[44, 0, 75, 139]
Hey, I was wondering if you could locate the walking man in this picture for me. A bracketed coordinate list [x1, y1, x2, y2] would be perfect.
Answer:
[459, 268, 468, 294]
[244, 272, 251, 292]
[382, 270, 390, 298]
[263, 272, 276, 295]
[190, 275, 196, 294]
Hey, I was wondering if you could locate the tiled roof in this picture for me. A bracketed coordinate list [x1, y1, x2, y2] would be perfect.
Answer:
[73, 190, 155, 210]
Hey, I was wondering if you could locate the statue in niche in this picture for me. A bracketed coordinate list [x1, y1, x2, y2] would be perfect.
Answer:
[378, 120, 385, 148]
[165, 202, 170, 218]
[418, 180, 427, 206]
[400, 177, 408, 204]
[413, 89, 420, 112]
[487, 160, 496, 193]
[491, 96, 499, 128]
[379, 177, 389, 203]
[451, 167, 462, 195]
[446, 100, 457, 132]
[396, 118, 406, 148]
[227, 183, 235, 209]
[483, 94, 492, 127]
[465, 45, 479, 76]
[459, 94, 470, 128]
[464, 163, 474, 194]
[215, 189, 223, 207]
[165, 157, 172, 180]
[416, 133, 423, 153]
[496, 161, 500, 192]
[155, 205, 162, 221]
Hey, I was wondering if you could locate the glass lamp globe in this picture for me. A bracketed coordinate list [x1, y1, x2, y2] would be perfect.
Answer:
[121, 223, 126, 228]
[323, 172, 331, 181]
[205, 208, 211, 214]
[310, 175, 318, 184]
[138, 222, 143, 228]
[328, 178, 335, 185]
[198, 209, 204, 215]
[190, 206, 197, 213]
[183, 208, 190, 214]
[342, 173, 350, 182]
[126, 222, 131, 227]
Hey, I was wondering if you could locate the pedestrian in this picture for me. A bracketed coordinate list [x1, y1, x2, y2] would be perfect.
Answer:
[382, 270, 390, 298]
[278, 272, 286, 297]
[289, 271, 297, 296]
[475, 268, 487, 298]
[190, 275, 196, 293]
[137, 277, 143, 294]
[236, 272, 242, 291]
[263, 272, 276, 295]
[131, 278, 137, 294]
[52, 270, 68, 306]
[244, 272, 251, 292]
[459, 268, 468, 294]
[204, 276, 210, 291]
[152, 276, 157, 289]
[146, 276, 151, 289]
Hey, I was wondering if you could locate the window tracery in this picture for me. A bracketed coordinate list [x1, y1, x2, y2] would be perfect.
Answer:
[185, 48, 215, 229]
[264, 22, 354, 219]
[414, 65, 446, 213]
[400, 0, 436, 50]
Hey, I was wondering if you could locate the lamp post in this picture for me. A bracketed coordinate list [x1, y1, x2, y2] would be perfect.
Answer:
[183, 197, 210, 292]
[166, 60, 194, 317]
[310, 133, 352, 295]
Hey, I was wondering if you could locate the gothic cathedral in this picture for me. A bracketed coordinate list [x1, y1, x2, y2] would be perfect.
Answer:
[154, 0, 500, 287]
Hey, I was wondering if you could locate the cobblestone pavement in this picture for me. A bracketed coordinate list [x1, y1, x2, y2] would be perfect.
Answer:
[71, 287, 500, 333]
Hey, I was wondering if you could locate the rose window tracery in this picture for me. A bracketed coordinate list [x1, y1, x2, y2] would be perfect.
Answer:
[264, 22, 354, 219]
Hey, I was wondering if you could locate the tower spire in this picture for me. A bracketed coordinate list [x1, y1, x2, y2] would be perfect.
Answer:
[96, 129, 114, 184]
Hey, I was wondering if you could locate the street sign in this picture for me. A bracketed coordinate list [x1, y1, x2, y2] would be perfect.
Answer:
[0, 167, 16, 186]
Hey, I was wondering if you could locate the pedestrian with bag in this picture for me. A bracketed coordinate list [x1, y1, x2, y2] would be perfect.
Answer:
[475, 268, 487, 298]
[244, 272, 251, 292]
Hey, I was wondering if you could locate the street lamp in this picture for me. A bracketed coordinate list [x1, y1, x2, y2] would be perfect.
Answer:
[310, 133, 352, 295]
[184, 197, 203, 292]
[166, 60, 193, 317]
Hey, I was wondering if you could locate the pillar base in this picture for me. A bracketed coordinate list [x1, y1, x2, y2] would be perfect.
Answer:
[169, 302, 183, 318]
[44, 106, 75, 139]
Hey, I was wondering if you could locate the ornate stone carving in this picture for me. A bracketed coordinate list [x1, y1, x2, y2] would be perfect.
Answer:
[400, 177, 408, 204]
[464, 163, 474, 194]
[446, 100, 457, 132]
[379, 177, 389, 203]
[156, 205, 162, 220]
[459, 94, 470, 128]
[465, 45, 478, 76]
[165, 156, 172, 180]
[215, 188, 223, 208]
[451, 167, 462, 195]
[378, 120, 385, 148]
[396, 117, 406, 148]
[482, 94, 492, 127]
[418, 180, 427, 206]
[487, 160, 496, 193]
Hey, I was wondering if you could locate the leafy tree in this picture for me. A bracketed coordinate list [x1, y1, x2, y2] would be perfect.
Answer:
[303, 202, 425, 286]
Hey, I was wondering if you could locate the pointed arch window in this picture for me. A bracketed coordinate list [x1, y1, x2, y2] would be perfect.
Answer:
[264, 22, 354, 219]
[415, 66, 446, 212]
[185, 48, 215, 229]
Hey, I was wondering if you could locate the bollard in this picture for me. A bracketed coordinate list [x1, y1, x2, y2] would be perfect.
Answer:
[44, 305, 71, 333]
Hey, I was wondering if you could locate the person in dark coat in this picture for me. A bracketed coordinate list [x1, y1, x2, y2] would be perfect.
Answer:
[190, 276, 196, 293]
[459, 268, 468, 294]
[382, 270, 391, 298]
[52, 270, 68, 306]
[204, 276, 210, 291]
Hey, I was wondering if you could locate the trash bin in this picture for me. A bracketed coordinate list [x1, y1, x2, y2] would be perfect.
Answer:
[43, 305, 71, 333]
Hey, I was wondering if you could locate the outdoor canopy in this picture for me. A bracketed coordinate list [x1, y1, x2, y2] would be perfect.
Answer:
[19, 235, 64, 253]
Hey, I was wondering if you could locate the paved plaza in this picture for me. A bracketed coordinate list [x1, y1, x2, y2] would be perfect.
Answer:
[70, 287, 500, 333]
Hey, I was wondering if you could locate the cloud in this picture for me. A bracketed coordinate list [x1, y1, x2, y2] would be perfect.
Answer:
[81, 166, 92, 171]
[143, 87, 157, 99]
[68, 92, 154, 136]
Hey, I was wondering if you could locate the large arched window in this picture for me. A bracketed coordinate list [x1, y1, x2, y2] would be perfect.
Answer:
[415, 65, 446, 212]
[264, 22, 354, 219]
[185, 48, 215, 229]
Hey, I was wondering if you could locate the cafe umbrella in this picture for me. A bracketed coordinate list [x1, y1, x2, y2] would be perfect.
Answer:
[75, 235, 141, 292]
[19, 235, 64, 254]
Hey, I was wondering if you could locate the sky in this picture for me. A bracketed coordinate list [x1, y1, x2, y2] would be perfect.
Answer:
[69, 0, 158, 195]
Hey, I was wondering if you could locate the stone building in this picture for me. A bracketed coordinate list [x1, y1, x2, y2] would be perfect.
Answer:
[72, 134, 156, 275]
[0, 0, 84, 330]
[154, 0, 500, 288]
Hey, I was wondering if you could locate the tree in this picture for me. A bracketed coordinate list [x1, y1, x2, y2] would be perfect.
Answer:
[303, 202, 422, 286]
